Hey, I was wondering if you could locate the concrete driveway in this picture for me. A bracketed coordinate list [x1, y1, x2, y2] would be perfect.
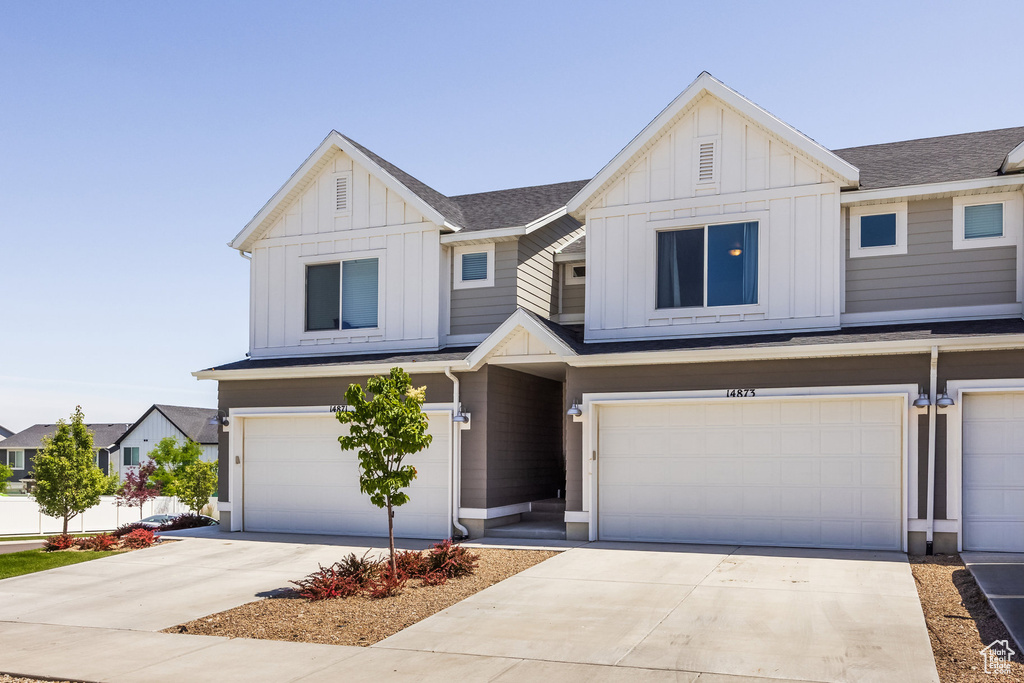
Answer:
[0, 534, 939, 682]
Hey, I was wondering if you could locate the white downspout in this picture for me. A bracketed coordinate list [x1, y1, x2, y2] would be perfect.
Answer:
[444, 367, 469, 538]
[926, 346, 938, 555]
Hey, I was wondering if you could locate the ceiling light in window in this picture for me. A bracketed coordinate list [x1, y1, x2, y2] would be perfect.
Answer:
[729, 248, 742, 256]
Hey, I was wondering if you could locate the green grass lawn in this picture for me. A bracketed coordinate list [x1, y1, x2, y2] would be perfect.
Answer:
[0, 549, 120, 580]
[0, 533, 95, 542]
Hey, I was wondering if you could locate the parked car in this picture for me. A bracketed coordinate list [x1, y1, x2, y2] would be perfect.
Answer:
[139, 514, 177, 529]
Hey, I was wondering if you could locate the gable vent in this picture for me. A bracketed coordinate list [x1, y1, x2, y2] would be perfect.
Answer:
[697, 140, 716, 183]
[335, 175, 349, 213]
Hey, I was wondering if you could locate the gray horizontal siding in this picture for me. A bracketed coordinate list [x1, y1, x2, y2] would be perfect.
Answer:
[518, 216, 583, 317]
[562, 283, 585, 315]
[450, 241, 518, 336]
[845, 198, 1017, 314]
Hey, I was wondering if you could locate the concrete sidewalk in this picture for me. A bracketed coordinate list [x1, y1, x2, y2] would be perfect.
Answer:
[962, 552, 1024, 651]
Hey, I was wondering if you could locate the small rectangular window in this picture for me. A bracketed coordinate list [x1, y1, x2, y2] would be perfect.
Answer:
[93, 450, 100, 467]
[461, 252, 488, 281]
[306, 263, 341, 331]
[7, 449, 24, 470]
[964, 203, 1003, 239]
[571, 265, 586, 279]
[860, 213, 898, 248]
[341, 258, 379, 330]
[123, 447, 139, 467]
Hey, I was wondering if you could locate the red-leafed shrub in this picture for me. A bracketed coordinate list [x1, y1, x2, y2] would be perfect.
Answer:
[113, 521, 149, 538]
[121, 528, 155, 549]
[291, 564, 364, 601]
[367, 565, 407, 599]
[78, 534, 118, 551]
[426, 539, 479, 579]
[335, 551, 381, 585]
[394, 549, 429, 578]
[44, 534, 77, 551]
[420, 570, 448, 587]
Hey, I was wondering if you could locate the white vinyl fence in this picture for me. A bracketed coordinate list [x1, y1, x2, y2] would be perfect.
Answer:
[0, 496, 218, 536]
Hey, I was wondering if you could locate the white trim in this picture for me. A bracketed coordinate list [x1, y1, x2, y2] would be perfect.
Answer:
[301, 251, 385, 338]
[554, 252, 585, 264]
[848, 202, 908, 258]
[908, 519, 958, 533]
[564, 263, 586, 285]
[952, 191, 1022, 251]
[217, 501, 232, 512]
[465, 308, 578, 370]
[458, 503, 531, 520]
[564, 511, 589, 523]
[439, 208, 570, 245]
[553, 313, 585, 324]
[841, 303, 1022, 327]
[840, 176, 1024, 205]
[567, 72, 859, 218]
[231, 131, 453, 252]
[945, 380, 1024, 553]
[453, 243, 495, 290]
[581, 385, 915, 551]
[5, 449, 24, 471]
[444, 333, 489, 347]
[1003, 141, 1024, 174]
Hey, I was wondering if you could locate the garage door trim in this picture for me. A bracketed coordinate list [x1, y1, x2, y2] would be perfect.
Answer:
[946, 381, 1024, 553]
[577, 385, 917, 549]
[226, 404, 455, 534]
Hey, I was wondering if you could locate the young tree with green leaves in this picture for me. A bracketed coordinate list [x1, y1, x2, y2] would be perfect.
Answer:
[337, 367, 433, 573]
[0, 462, 12, 495]
[31, 406, 107, 534]
[148, 437, 218, 513]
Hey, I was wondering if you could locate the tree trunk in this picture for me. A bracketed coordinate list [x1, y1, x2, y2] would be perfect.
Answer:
[62, 514, 69, 536]
[386, 498, 396, 574]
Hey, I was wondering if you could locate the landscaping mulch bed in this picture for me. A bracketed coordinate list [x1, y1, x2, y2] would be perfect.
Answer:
[910, 554, 1023, 682]
[168, 547, 557, 647]
[0, 675, 71, 683]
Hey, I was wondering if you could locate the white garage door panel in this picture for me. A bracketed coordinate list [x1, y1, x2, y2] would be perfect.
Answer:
[963, 392, 1024, 552]
[243, 414, 450, 539]
[598, 397, 903, 550]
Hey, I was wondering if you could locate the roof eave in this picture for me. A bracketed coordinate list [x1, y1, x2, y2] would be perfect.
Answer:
[1001, 140, 1024, 174]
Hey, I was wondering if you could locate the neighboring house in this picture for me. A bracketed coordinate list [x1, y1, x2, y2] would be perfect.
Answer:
[1, 423, 129, 492]
[0, 425, 13, 440]
[196, 72, 1024, 556]
[113, 404, 218, 479]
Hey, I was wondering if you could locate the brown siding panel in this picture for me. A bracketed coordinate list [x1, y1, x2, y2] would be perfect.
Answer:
[450, 242, 518, 336]
[517, 216, 583, 317]
[845, 198, 1017, 313]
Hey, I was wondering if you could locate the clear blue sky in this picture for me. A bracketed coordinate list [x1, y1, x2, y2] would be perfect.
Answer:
[1, 1, 1021, 432]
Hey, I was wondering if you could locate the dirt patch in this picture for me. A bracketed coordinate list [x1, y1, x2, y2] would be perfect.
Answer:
[0, 676, 71, 683]
[167, 547, 557, 647]
[911, 554, 1023, 682]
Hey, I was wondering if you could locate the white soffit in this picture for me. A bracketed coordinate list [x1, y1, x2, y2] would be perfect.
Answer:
[1002, 140, 1024, 174]
[230, 131, 452, 252]
[566, 71, 861, 219]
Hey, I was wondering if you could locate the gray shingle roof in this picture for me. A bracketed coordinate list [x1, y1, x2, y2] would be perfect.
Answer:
[204, 347, 475, 373]
[450, 180, 589, 232]
[834, 127, 1024, 190]
[0, 423, 129, 450]
[153, 405, 219, 445]
[558, 234, 586, 255]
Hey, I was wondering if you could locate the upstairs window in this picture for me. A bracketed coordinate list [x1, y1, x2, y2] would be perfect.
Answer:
[565, 263, 586, 285]
[849, 203, 907, 258]
[953, 193, 1020, 250]
[123, 447, 139, 467]
[453, 243, 495, 289]
[305, 259, 380, 332]
[6, 449, 24, 470]
[657, 221, 758, 309]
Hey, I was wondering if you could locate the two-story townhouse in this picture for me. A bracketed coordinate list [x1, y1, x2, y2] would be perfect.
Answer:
[2, 423, 128, 492]
[197, 72, 1024, 555]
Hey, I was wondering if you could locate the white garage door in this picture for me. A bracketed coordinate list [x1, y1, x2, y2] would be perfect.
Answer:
[598, 396, 904, 550]
[963, 392, 1024, 552]
[242, 413, 451, 539]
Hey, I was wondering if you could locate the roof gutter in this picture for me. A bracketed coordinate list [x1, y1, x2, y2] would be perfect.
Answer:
[439, 207, 570, 244]
[193, 358, 471, 382]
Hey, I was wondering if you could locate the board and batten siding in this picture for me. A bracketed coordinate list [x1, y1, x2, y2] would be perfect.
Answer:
[845, 198, 1018, 314]
[584, 94, 843, 342]
[250, 148, 442, 358]
[449, 241, 518, 336]
[517, 215, 583, 318]
[118, 410, 217, 480]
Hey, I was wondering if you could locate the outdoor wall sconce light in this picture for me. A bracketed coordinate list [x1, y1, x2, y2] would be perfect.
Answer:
[452, 403, 470, 423]
[208, 410, 229, 427]
[936, 391, 955, 408]
[567, 402, 582, 417]
[912, 392, 931, 408]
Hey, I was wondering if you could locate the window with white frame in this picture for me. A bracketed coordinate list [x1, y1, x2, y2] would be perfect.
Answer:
[305, 258, 380, 332]
[564, 263, 586, 285]
[93, 450, 100, 468]
[848, 203, 908, 257]
[123, 446, 140, 467]
[453, 243, 495, 289]
[6, 449, 25, 470]
[953, 192, 1021, 250]
[656, 221, 759, 309]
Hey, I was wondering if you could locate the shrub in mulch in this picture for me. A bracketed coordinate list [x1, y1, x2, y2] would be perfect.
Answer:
[113, 521, 150, 538]
[78, 533, 119, 551]
[43, 534, 77, 551]
[291, 541, 479, 602]
[121, 528, 155, 549]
